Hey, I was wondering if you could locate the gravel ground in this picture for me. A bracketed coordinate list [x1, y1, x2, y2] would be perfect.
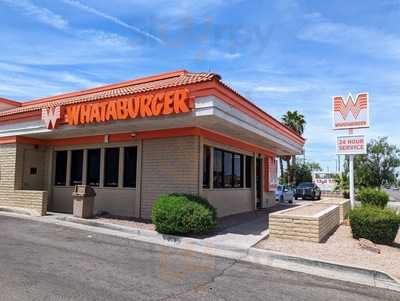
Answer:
[257, 225, 400, 279]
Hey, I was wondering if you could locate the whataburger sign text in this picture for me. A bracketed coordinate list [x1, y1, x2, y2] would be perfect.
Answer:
[42, 89, 190, 129]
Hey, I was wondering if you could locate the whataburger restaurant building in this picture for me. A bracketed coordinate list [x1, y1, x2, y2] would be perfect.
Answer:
[0, 70, 304, 219]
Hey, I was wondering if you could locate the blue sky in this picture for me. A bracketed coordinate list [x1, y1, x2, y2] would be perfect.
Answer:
[0, 0, 399, 172]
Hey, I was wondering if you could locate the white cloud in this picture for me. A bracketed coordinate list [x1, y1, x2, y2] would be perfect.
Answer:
[299, 21, 400, 60]
[77, 30, 137, 51]
[198, 48, 241, 61]
[62, 0, 163, 44]
[254, 85, 307, 93]
[0, 0, 68, 30]
[0, 61, 106, 99]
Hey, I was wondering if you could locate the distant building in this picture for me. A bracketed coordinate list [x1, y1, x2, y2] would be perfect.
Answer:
[312, 172, 337, 192]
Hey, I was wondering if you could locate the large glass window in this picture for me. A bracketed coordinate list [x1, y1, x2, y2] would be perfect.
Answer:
[104, 148, 119, 187]
[245, 156, 253, 188]
[223, 152, 233, 188]
[213, 148, 244, 189]
[203, 145, 210, 188]
[233, 153, 243, 188]
[213, 149, 223, 188]
[55, 151, 67, 186]
[123, 146, 137, 188]
[87, 149, 100, 186]
[70, 150, 83, 185]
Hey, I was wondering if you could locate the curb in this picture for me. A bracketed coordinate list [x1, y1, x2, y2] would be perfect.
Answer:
[0, 206, 36, 216]
[244, 248, 400, 292]
[57, 216, 249, 255]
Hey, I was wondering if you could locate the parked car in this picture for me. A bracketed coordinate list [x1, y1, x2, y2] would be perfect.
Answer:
[275, 185, 294, 203]
[294, 182, 321, 200]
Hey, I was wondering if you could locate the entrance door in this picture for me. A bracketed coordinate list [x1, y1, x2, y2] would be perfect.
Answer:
[256, 158, 262, 209]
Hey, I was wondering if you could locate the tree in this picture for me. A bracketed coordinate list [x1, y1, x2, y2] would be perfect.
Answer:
[281, 110, 306, 185]
[353, 137, 400, 188]
[295, 160, 321, 185]
[280, 159, 321, 186]
[334, 172, 349, 198]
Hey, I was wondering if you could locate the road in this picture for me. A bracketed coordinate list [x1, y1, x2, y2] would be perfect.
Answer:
[0, 215, 399, 301]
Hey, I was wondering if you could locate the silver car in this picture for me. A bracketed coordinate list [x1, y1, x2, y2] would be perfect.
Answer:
[275, 185, 294, 203]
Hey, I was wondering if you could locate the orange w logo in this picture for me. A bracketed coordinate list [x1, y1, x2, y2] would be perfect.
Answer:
[42, 106, 61, 129]
[333, 93, 368, 119]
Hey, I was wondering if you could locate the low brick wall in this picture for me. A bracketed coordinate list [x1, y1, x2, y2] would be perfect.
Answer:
[0, 190, 48, 216]
[316, 198, 350, 223]
[269, 204, 340, 243]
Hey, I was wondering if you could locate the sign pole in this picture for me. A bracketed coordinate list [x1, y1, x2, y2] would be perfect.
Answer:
[349, 154, 355, 208]
[348, 128, 355, 208]
[333, 92, 369, 209]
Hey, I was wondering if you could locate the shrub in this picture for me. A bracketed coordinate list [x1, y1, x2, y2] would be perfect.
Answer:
[357, 187, 389, 208]
[151, 193, 217, 235]
[349, 206, 400, 245]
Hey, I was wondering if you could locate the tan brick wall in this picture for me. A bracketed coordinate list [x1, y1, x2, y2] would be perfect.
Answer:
[270, 205, 340, 243]
[140, 136, 200, 219]
[318, 206, 340, 241]
[0, 143, 18, 189]
[0, 143, 48, 216]
[0, 190, 48, 216]
[317, 199, 350, 223]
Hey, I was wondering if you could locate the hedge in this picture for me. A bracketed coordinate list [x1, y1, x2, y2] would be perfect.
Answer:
[357, 187, 389, 208]
[349, 205, 400, 245]
[151, 193, 217, 235]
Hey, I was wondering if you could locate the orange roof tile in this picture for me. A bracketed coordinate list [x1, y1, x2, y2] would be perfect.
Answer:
[0, 70, 218, 117]
[0, 69, 304, 144]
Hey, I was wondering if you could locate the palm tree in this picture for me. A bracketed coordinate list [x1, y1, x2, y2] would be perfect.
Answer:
[281, 110, 306, 186]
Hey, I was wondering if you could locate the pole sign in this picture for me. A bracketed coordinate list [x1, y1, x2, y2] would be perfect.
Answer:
[336, 135, 367, 155]
[332, 92, 370, 208]
[332, 93, 369, 130]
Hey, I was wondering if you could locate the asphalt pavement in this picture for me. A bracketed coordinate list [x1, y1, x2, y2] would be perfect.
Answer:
[0, 215, 399, 301]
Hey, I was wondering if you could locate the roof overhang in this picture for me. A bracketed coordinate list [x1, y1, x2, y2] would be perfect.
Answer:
[0, 96, 303, 156]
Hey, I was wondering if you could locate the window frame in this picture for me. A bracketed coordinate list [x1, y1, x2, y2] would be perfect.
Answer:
[86, 148, 101, 187]
[245, 155, 253, 188]
[52, 143, 138, 189]
[54, 150, 68, 186]
[70, 149, 83, 186]
[104, 147, 120, 187]
[202, 145, 211, 189]
[123, 146, 137, 188]
[212, 148, 244, 189]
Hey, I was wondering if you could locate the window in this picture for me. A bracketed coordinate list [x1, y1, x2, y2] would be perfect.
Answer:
[70, 150, 83, 185]
[30, 167, 37, 175]
[223, 152, 233, 188]
[245, 156, 252, 188]
[55, 151, 67, 185]
[213, 148, 244, 189]
[123, 146, 137, 188]
[104, 148, 119, 187]
[213, 149, 223, 188]
[233, 153, 243, 188]
[87, 149, 100, 186]
[203, 145, 210, 188]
